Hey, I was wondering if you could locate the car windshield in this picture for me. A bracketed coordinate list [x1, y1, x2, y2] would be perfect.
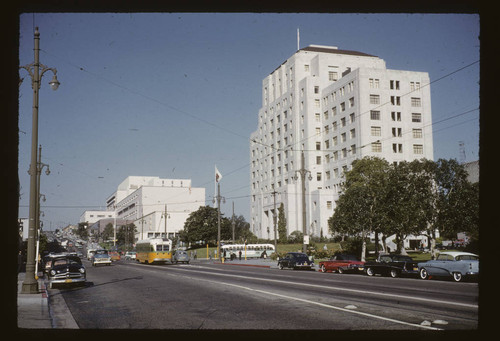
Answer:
[291, 253, 308, 260]
[95, 250, 108, 255]
[456, 255, 479, 261]
[95, 254, 109, 258]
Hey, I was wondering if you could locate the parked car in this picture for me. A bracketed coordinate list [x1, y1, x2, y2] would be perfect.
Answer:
[91, 250, 112, 266]
[364, 253, 419, 278]
[109, 250, 121, 261]
[124, 251, 136, 260]
[418, 251, 479, 282]
[47, 255, 86, 289]
[173, 250, 190, 264]
[278, 252, 315, 270]
[318, 254, 365, 274]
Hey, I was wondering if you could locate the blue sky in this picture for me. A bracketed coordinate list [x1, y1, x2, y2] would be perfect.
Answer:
[18, 13, 480, 230]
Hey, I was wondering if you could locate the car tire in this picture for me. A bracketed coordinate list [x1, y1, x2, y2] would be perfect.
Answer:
[366, 267, 375, 276]
[320, 265, 327, 273]
[338, 267, 345, 274]
[390, 269, 399, 278]
[452, 272, 463, 282]
[419, 267, 429, 280]
[279, 263, 284, 270]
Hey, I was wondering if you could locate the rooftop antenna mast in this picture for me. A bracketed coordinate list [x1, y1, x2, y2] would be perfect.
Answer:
[459, 141, 466, 164]
[297, 28, 300, 51]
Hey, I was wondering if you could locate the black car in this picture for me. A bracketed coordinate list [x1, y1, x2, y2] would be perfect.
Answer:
[47, 255, 86, 289]
[278, 252, 315, 270]
[364, 253, 419, 278]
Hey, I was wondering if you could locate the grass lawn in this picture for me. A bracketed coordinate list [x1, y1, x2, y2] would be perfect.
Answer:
[187, 243, 436, 263]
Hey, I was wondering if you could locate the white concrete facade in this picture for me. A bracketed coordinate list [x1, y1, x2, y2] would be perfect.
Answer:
[105, 176, 205, 242]
[250, 45, 433, 240]
[79, 210, 115, 224]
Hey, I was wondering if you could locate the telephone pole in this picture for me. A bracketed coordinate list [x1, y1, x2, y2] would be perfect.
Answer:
[271, 190, 278, 252]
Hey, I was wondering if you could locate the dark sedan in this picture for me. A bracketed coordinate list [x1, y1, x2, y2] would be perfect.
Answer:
[47, 255, 86, 289]
[364, 254, 419, 278]
[278, 252, 315, 271]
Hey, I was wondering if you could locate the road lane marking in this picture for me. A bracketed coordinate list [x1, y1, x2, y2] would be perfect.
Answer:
[146, 264, 478, 309]
[182, 275, 443, 330]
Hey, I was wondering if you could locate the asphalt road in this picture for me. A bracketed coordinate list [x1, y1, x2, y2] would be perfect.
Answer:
[48, 259, 478, 330]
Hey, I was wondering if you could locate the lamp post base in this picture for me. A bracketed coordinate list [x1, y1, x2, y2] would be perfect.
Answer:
[21, 281, 39, 294]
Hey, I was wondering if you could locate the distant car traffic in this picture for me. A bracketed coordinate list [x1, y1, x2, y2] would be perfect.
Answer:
[173, 250, 190, 264]
[318, 254, 364, 274]
[124, 251, 136, 260]
[91, 250, 112, 266]
[278, 252, 315, 270]
[364, 254, 419, 278]
[418, 251, 479, 282]
[109, 251, 121, 261]
[47, 254, 86, 289]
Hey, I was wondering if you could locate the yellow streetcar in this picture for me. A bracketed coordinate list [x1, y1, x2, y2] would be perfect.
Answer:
[136, 238, 172, 264]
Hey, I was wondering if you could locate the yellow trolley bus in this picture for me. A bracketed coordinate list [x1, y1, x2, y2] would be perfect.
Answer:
[136, 238, 172, 264]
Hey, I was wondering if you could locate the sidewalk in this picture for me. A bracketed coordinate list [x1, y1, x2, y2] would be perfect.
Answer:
[17, 272, 52, 329]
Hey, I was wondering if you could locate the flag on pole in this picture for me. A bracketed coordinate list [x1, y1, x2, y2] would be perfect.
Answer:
[215, 166, 222, 183]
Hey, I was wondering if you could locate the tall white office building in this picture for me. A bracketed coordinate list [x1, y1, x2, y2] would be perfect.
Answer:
[250, 45, 433, 240]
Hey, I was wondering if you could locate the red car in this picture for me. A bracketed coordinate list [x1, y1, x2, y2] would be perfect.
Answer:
[319, 254, 365, 274]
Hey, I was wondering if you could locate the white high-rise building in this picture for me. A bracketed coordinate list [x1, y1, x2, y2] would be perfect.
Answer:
[250, 45, 433, 240]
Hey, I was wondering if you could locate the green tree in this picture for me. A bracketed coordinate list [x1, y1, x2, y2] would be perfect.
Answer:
[277, 203, 287, 243]
[385, 160, 434, 255]
[116, 223, 137, 250]
[76, 222, 89, 240]
[423, 159, 479, 257]
[102, 223, 114, 241]
[329, 157, 391, 259]
[179, 206, 231, 246]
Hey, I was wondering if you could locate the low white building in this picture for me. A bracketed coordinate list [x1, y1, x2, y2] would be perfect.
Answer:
[79, 210, 115, 224]
[105, 176, 205, 242]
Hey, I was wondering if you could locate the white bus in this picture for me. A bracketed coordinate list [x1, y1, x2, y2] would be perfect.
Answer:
[220, 243, 275, 259]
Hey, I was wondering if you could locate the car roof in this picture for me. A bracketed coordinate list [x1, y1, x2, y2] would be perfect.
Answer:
[439, 251, 478, 257]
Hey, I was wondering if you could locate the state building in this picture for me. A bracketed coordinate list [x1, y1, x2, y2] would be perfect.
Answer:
[249, 45, 433, 240]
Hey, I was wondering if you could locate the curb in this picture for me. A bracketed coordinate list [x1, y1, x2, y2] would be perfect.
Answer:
[214, 262, 272, 269]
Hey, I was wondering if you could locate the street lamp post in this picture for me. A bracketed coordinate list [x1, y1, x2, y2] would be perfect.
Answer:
[19, 27, 60, 294]
[292, 152, 312, 254]
[213, 183, 225, 260]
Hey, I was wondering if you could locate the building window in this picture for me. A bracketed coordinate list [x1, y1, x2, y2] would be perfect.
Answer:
[411, 97, 421, 107]
[315, 113, 321, 122]
[340, 102, 346, 112]
[393, 143, 403, 153]
[327, 201, 333, 209]
[391, 96, 401, 105]
[314, 86, 319, 94]
[349, 97, 355, 107]
[413, 144, 424, 154]
[316, 142, 321, 150]
[369, 78, 380, 88]
[370, 110, 381, 120]
[304, 64, 309, 72]
[412, 113, 422, 123]
[413, 128, 423, 138]
[370, 94, 380, 104]
[329, 71, 338, 81]
[350, 129, 356, 139]
[316, 156, 322, 165]
[392, 127, 402, 137]
[372, 142, 382, 152]
[316, 172, 322, 181]
[341, 117, 346, 127]
[391, 111, 402, 121]
[390, 80, 400, 90]
[371, 126, 381, 136]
